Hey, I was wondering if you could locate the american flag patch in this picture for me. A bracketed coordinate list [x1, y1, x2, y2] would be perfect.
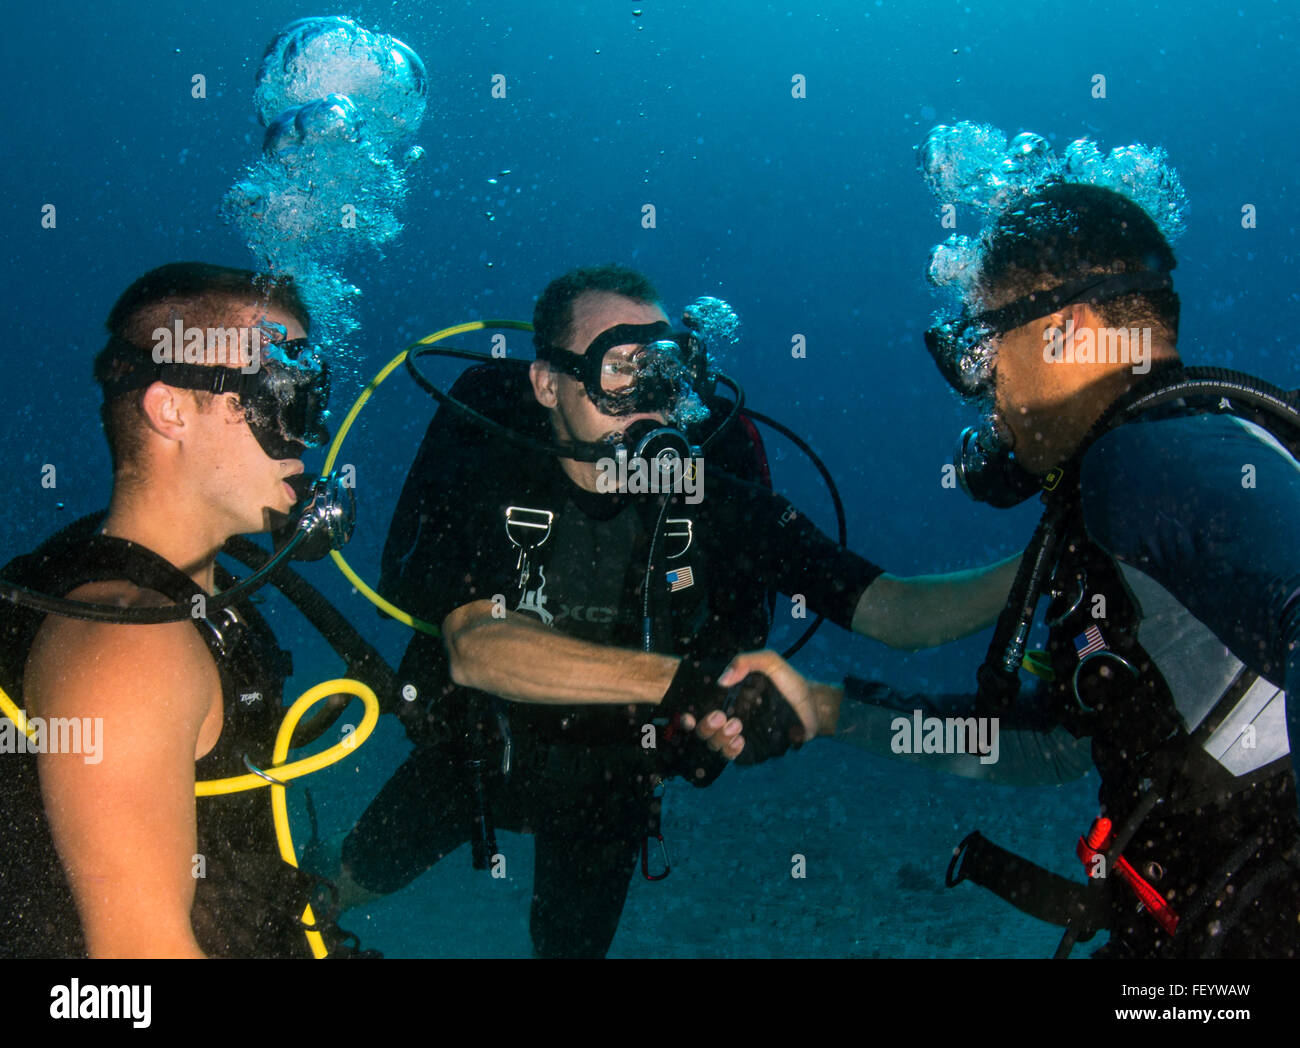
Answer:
[666, 566, 694, 592]
[1074, 624, 1107, 658]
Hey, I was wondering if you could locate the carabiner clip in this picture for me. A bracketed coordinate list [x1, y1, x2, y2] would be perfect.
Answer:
[641, 832, 671, 881]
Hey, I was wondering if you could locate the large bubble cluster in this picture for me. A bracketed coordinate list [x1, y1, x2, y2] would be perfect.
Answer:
[254, 17, 426, 150]
[223, 17, 427, 359]
[919, 121, 1188, 297]
[682, 296, 741, 376]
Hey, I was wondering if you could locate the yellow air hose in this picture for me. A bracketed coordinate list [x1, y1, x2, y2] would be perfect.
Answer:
[2, 676, 379, 959]
[321, 319, 535, 638]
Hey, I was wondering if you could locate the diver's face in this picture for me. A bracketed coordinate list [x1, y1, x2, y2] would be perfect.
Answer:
[992, 306, 1097, 473]
[536, 290, 670, 445]
[190, 303, 307, 532]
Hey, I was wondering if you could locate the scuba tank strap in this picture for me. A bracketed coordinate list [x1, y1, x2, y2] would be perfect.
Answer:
[462, 501, 559, 874]
[466, 714, 499, 872]
[3, 516, 254, 664]
[946, 831, 1098, 937]
[975, 494, 1074, 718]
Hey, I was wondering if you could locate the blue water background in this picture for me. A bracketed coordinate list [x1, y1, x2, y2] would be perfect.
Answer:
[2, 0, 1296, 956]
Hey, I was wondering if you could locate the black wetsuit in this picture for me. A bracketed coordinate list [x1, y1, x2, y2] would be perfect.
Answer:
[342, 365, 881, 958]
[0, 517, 318, 958]
[844, 406, 1300, 957]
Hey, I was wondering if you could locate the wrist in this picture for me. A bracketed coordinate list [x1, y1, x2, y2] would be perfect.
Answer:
[811, 683, 843, 736]
[658, 656, 730, 717]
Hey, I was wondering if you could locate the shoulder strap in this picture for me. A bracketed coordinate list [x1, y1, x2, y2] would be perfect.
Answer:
[1, 514, 253, 681]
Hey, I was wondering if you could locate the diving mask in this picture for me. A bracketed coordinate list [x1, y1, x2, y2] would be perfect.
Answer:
[94, 325, 330, 461]
[536, 321, 706, 418]
[925, 271, 1176, 400]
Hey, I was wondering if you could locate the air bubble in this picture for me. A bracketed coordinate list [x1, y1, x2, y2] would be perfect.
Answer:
[254, 16, 426, 150]
[223, 17, 429, 368]
[920, 120, 1187, 240]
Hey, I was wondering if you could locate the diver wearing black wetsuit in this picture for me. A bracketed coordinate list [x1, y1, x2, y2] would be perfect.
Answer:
[817, 171, 1300, 957]
[341, 364, 880, 958]
[842, 402, 1300, 957]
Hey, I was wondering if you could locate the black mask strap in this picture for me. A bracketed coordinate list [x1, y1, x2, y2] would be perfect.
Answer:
[94, 335, 266, 399]
[971, 270, 1175, 337]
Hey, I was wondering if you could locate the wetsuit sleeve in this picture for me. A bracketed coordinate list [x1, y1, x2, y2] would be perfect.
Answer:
[836, 679, 1094, 786]
[708, 470, 883, 628]
[1081, 414, 1300, 797]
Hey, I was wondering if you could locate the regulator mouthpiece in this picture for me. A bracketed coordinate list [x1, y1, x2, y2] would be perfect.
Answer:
[618, 418, 697, 487]
[953, 423, 1043, 508]
[288, 471, 356, 560]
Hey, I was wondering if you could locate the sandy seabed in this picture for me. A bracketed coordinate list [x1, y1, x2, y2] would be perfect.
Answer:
[334, 739, 1101, 959]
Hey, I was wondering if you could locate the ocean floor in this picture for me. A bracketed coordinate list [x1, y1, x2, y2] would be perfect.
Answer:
[319, 727, 1102, 959]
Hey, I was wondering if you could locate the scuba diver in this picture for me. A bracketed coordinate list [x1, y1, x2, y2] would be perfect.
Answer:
[0, 262, 375, 958]
[725, 179, 1300, 958]
[309, 263, 1023, 959]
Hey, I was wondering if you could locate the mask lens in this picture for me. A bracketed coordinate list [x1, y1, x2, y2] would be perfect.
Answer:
[600, 346, 642, 393]
[245, 354, 330, 458]
[592, 337, 692, 414]
[926, 312, 998, 399]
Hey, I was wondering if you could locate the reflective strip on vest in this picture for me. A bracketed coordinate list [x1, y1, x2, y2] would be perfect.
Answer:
[1204, 676, 1289, 776]
[1119, 562, 1290, 776]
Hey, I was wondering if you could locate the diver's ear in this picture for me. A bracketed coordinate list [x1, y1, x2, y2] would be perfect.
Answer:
[1047, 303, 1097, 360]
[530, 359, 559, 408]
[138, 381, 189, 442]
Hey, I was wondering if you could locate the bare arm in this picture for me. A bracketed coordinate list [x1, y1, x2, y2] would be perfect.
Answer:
[830, 696, 1092, 785]
[27, 589, 219, 959]
[445, 599, 680, 705]
[851, 553, 1021, 650]
[720, 650, 1092, 785]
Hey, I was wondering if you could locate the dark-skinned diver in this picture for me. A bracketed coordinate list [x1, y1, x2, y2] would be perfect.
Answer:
[726, 142, 1300, 958]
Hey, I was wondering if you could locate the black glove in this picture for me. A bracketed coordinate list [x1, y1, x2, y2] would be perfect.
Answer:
[659, 657, 806, 768]
[658, 657, 731, 787]
[658, 656, 730, 722]
[722, 671, 806, 766]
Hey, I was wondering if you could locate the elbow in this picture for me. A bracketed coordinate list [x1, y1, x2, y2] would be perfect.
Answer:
[879, 630, 933, 654]
[442, 600, 498, 688]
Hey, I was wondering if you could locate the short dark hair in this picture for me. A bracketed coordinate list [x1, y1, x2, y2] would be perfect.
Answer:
[977, 183, 1180, 338]
[99, 262, 311, 473]
[532, 264, 660, 355]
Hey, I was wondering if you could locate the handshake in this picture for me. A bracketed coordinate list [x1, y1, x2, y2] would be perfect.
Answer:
[660, 651, 824, 766]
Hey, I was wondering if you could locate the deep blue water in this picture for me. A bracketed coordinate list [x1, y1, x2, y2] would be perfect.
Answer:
[2, 0, 1297, 957]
